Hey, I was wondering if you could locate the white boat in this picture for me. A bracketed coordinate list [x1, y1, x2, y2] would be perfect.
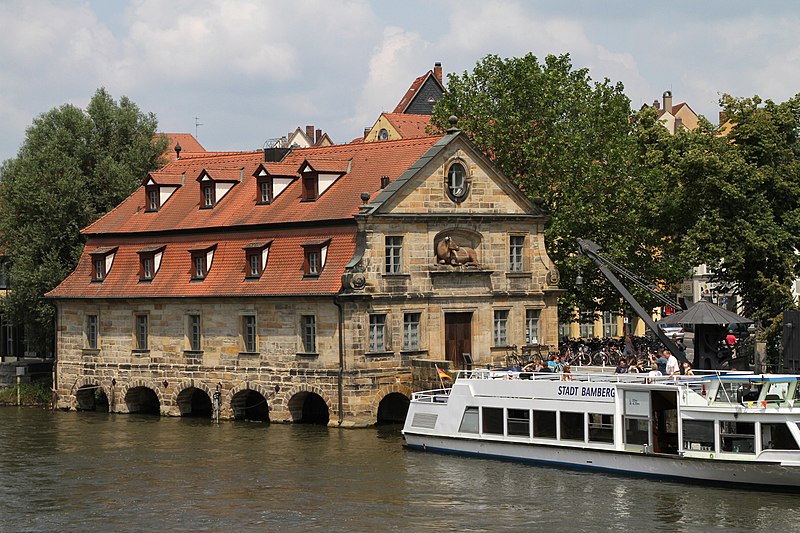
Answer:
[402, 369, 800, 491]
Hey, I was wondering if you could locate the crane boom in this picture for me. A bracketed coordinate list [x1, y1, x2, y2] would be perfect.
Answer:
[576, 238, 684, 360]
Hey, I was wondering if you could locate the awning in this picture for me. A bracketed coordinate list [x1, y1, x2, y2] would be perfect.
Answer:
[658, 300, 752, 325]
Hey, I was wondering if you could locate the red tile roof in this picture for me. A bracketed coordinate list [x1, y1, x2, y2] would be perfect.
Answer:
[83, 136, 441, 236]
[383, 113, 434, 139]
[163, 133, 205, 153]
[49, 226, 356, 298]
[48, 135, 444, 299]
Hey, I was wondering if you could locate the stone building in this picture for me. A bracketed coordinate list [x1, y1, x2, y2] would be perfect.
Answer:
[47, 121, 559, 426]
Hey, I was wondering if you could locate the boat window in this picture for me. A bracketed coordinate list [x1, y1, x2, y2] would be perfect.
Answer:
[482, 407, 504, 435]
[560, 412, 585, 441]
[507, 409, 531, 437]
[720, 421, 755, 454]
[533, 410, 556, 438]
[682, 419, 714, 451]
[761, 423, 800, 450]
[588, 413, 614, 444]
[624, 417, 649, 446]
[765, 382, 790, 403]
[458, 406, 479, 434]
[714, 381, 761, 403]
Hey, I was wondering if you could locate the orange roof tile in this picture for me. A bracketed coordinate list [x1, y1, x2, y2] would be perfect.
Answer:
[47, 226, 356, 298]
[82, 136, 442, 236]
[383, 113, 433, 139]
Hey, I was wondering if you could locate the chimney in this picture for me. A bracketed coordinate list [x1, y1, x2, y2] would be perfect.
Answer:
[364, 127, 370, 139]
[662, 91, 673, 113]
[434, 62, 442, 84]
[653, 99, 660, 110]
[174, 142, 182, 160]
[315, 129, 322, 145]
[380, 176, 390, 188]
[306, 125, 315, 144]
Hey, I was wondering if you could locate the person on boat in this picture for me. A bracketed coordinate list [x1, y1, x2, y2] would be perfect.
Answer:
[647, 364, 662, 383]
[561, 364, 574, 381]
[665, 350, 680, 376]
[548, 355, 563, 372]
[655, 351, 668, 374]
[627, 356, 640, 373]
[614, 358, 628, 374]
[682, 361, 694, 376]
[623, 335, 635, 359]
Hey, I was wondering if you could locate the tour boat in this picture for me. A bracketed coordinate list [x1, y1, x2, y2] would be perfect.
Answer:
[402, 369, 800, 491]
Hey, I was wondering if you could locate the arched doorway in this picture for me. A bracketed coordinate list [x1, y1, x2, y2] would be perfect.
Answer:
[377, 392, 410, 424]
[124, 386, 160, 415]
[231, 389, 269, 422]
[75, 384, 109, 412]
[287, 391, 329, 424]
[176, 387, 212, 417]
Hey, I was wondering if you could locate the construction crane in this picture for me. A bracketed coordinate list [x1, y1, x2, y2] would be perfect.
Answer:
[576, 238, 685, 360]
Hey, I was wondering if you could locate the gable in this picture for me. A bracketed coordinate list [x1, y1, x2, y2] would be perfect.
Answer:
[364, 115, 400, 142]
[369, 134, 536, 217]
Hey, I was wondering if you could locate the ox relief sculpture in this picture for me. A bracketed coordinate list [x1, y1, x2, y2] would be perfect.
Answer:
[436, 236, 479, 267]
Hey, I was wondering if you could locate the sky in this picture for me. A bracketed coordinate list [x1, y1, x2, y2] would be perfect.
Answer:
[2, 0, 800, 163]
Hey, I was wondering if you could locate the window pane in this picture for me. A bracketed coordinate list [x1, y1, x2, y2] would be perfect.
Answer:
[482, 407, 504, 435]
[509, 236, 524, 272]
[194, 256, 205, 278]
[385, 236, 402, 274]
[720, 420, 755, 453]
[302, 315, 316, 352]
[533, 410, 557, 438]
[403, 313, 420, 350]
[588, 413, 614, 443]
[459, 406, 479, 433]
[683, 419, 714, 451]
[507, 408, 530, 437]
[243, 315, 256, 352]
[560, 412, 584, 441]
[369, 314, 386, 352]
[308, 252, 319, 274]
[248, 253, 260, 276]
[86, 315, 98, 349]
[761, 423, 800, 450]
[448, 163, 466, 198]
[625, 417, 649, 445]
[494, 310, 509, 346]
[189, 315, 201, 351]
[525, 309, 540, 345]
[136, 315, 148, 350]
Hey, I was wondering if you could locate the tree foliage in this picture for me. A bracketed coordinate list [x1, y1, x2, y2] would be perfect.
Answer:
[640, 95, 800, 358]
[0, 88, 167, 354]
[431, 53, 691, 320]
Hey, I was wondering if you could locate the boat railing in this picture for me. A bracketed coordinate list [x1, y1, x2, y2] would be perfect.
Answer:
[411, 388, 451, 403]
[455, 368, 712, 388]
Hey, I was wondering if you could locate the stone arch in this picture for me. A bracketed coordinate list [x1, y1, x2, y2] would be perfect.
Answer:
[73, 378, 110, 412]
[121, 379, 163, 415]
[172, 381, 214, 418]
[372, 384, 412, 425]
[229, 382, 272, 422]
[282, 384, 333, 425]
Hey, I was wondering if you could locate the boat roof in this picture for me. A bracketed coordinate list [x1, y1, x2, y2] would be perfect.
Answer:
[703, 374, 799, 383]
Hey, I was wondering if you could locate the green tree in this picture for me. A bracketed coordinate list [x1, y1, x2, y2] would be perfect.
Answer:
[641, 95, 800, 360]
[432, 53, 691, 323]
[0, 88, 167, 354]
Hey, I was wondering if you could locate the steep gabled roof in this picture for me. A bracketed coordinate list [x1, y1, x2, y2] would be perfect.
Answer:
[82, 136, 442, 236]
[393, 69, 445, 114]
[383, 113, 433, 138]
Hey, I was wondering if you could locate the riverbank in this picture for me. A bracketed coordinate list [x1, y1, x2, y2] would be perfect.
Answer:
[0, 382, 51, 407]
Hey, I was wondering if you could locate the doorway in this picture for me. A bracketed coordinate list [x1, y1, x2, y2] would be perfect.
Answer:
[445, 312, 472, 369]
[651, 390, 679, 454]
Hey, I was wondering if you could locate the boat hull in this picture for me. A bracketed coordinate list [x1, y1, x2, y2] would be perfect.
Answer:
[403, 432, 800, 491]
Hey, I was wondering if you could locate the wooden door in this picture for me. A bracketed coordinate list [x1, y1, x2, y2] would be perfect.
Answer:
[445, 312, 472, 369]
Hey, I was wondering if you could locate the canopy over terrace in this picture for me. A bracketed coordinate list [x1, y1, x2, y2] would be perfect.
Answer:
[658, 300, 752, 326]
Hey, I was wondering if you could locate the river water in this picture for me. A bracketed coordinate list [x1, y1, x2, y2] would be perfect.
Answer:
[1, 407, 799, 532]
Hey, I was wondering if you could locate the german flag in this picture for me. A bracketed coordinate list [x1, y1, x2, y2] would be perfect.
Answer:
[436, 365, 452, 380]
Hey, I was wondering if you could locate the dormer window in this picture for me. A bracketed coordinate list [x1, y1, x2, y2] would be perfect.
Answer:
[89, 247, 117, 282]
[302, 239, 330, 277]
[189, 244, 216, 281]
[252, 164, 297, 205]
[243, 240, 272, 279]
[298, 159, 348, 202]
[137, 245, 165, 282]
[202, 184, 215, 208]
[142, 172, 181, 212]
[301, 174, 318, 201]
[196, 167, 241, 210]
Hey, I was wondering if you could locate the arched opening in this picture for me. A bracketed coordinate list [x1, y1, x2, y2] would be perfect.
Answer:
[176, 387, 212, 417]
[377, 392, 410, 424]
[75, 384, 109, 412]
[287, 391, 330, 425]
[124, 386, 160, 415]
[231, 389, 269, 422]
